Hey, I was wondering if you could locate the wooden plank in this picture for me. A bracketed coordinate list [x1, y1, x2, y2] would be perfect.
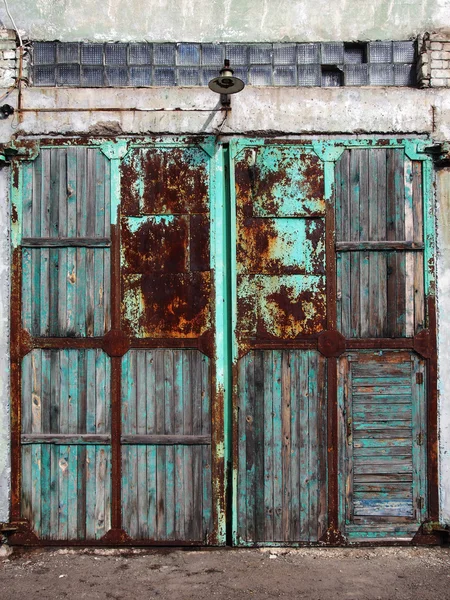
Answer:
[272, 350, 283, 541]
[76, 247, 86, 336]
[244, 351, 255, 542]
[40, 443, 51, 538]
[263, 350, 274, 542]
[298, 350, 309, 540]
[21, 434, 111, 444]
[336, 241, 424, 251]
[307, 351, 318, 542]
[76, 147, 87, 237]
[289, 351, 300, 540]
[67, 445, 78, 539]
[368, 160, 381, 336]
[414, 252, 425, 333]
[360, 252, 370, 337]
[49, 148, 59, 239]
[58, 445, 69, 539]
[120, 435, 212, 445]
[76, 445, 87, 540]
[147, 446, 157, 538]
[281, 351, 291, 541]
[316, 352, 327, 540]
[86, 248, 95, 336]
[254, 351, 265, 541]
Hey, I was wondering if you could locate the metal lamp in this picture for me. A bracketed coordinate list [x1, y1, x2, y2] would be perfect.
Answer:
[208, 59, 245, 106]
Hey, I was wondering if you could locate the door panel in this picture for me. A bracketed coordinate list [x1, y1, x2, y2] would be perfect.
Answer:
[232, 143, 328, 545]
[338, 351, 427, 539]
[13, 138, 224, 545]
[21, 348, 112, 540]
[335, 148, 425, 338]
[236, 350, 327, 543]
[121, 349, 212, 541]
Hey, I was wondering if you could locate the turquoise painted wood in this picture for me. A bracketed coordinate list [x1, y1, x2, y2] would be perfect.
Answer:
[236, 350, 327, 544]
[22, 444, 112, 540]
[338, 351, 427, 540]
[21, 349, 112, 540]
[121, 349, 212, 541]
[335, 148, 425, 338]
[20, 147, 112, 337]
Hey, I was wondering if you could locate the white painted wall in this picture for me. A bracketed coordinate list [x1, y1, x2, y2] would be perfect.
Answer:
[437, 169, 450, 524]
[1, 0, 450, 42]
[0, 167, 10, 522]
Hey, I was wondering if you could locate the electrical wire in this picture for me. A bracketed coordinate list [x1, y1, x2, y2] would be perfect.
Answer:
[3, 0, 22, 47]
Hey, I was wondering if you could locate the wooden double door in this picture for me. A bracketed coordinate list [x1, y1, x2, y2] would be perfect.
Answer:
[9, 137, 435, 545]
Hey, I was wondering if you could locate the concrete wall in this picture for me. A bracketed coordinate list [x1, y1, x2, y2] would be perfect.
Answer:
[1, 0, 450, 43]
[6, 86, 450, 139]
[437, 168, 450, 524]
[0, 167, 9, 523]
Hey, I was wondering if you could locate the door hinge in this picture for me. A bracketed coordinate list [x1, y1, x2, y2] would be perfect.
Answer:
[417, 496, 424, 510]
[416, 372, 424, 385]
[416, 432, 423, 446]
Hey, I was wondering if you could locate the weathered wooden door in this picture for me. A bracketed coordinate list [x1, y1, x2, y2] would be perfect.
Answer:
[9, 138, 227, 545]
[9, 137, 435, 546]
[230, 140, 435, 545]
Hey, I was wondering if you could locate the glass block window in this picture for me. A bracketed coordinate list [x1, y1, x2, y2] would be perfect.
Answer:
[297, 43, 320, 64]
[81, 44, 103, 65]
[129, 43, 151, 65]
[31, 40, 417, 88]
[177, 44, 200, 65]
[321, 42, 344, 64]
[273, 44, 296, 65]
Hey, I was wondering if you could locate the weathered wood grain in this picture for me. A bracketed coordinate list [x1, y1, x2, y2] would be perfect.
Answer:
[338, 351, 427, 539]
[236, 350, 327, 543]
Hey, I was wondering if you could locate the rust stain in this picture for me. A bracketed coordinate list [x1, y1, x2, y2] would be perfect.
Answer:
[121, 147, 209, 215]
[11, 203, 18, 224]
[122, 216, 190, 274]
[122, 272, 211, 338]
[263, 285, 326, 337]
[235, 147, 325, 218]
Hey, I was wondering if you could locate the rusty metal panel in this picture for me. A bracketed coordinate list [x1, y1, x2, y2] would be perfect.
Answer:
[234, 145, 326, 347]
[235, 146, 325, 217]
[120, 147, 212, 341]
[120, 146, 209, 216]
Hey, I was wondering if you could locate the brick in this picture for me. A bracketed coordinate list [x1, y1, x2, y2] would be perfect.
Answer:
[431, 78, 447, 87]
[0, 41, 16, 52]
[431, 68, 450, 78]
[431, 50, 450, 60]
[419, 52, 430, 64]
[0, 29, 16, 40]
[432, 60, 444, 68]
[431, 42, 443, 51]
[2, 50, 15, 60]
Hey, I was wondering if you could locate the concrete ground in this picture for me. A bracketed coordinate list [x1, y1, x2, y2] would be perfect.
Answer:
[0, 545, 449, 599]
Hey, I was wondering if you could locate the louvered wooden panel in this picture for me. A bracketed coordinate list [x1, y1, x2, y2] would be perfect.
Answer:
[236, 350, 327, 544]
[121, 349, 212, 541]
[338, 351, 427, 539]
[335, 148, 424, 338]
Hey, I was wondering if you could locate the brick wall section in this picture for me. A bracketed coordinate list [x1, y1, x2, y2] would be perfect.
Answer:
[418, 30, 450, 88]
[0, 28, 20, 88]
